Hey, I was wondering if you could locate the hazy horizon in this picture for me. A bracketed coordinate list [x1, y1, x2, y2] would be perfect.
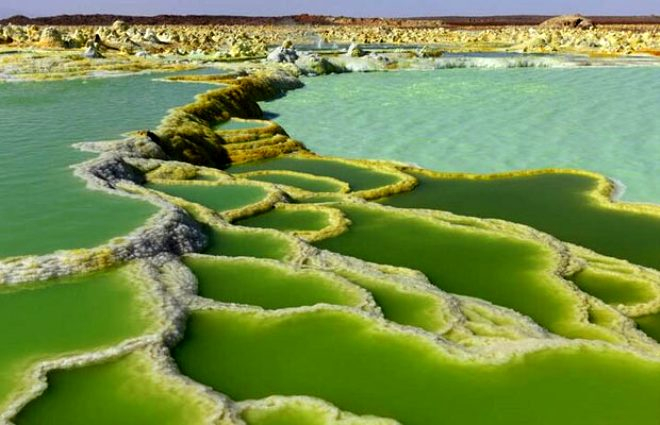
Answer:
[1, 0, 659, 19]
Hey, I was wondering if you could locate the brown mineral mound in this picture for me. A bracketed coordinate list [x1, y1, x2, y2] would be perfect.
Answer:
[539, 14, 595, 29]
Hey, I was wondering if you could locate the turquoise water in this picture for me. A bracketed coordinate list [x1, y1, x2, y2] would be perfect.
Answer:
[0, 75, 212, 258]
[263, 67, 660, 203]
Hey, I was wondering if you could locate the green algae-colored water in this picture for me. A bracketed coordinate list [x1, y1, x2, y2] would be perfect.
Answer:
[314, 204, 586, 337]
[185, 256, 365, 309]
[0, 74, 212, 258]
[237, 207, 331, 232]
[571, 267, 657, 306]
[146, 182, 268, 213]
[635, 313, 660, 342]
[203, 225, 295, 261]
[0, 267, 158, 407]
[231, 157, 400, 192]
[337, 271, 447, 333]
[381, 172, 660, 270]
[242, 172, 345, 193]
[264, 66, 660, 203]
[14, 352, 212, 425]
[173, 308, 660, 425]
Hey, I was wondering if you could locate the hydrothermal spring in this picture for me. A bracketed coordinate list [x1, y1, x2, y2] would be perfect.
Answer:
[2, 60, 660, 424]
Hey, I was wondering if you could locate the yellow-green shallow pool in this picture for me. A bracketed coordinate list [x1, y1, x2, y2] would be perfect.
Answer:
[202, 225, 295, 260]
[173, 308, 660, 425]
[146, 182, 269, 213]
[382, 172, 660, 270]
[0, 266, 159, 408]
[313, 204, 597, 339]
[185, 256, 367, 309]
[242, 172, 346, 193]
[231, 157, 400, 192]
[237, 207, 331, 232]
[13, 351, 215, 425]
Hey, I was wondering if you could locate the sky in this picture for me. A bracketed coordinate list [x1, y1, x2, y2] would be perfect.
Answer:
[1, 0, 658, 19]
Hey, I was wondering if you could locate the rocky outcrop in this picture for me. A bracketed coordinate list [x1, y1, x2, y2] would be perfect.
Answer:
[82, 37, 104, 58]
[0, 26, 11, 44]
[143, 28, 166, 44]
[417, 45, 444, 58]
[266, 40, 299, 63]
[37, 27, 67, 48]
[295, 53, 346, 75]
[539, 14, 595, 29]
[228, 32, 267, 58]
[155, 68, 307, 167]
[346, 42, 367, 57]
[111, 19, 129, 33]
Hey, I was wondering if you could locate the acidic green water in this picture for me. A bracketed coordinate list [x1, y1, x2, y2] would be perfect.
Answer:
[571, 268, 657, 306]
[381, 172, 660, 270]
[185, 256, 366, 309]
[203, 225, 295, 261]
[173, 308, 660, 425]
[635, 313, 660, 342]
[14, 351, 213, 425]
[263, 67, 660, 203]
[0, 267, 158, 406]
[231, 157, 400, 192]
[146, 183, 268, 213]
[314, 204, 598, 339]
[0, 74, 211, 258]
[241, 172, 346, 193]
[337, 270, 447, 333]
[237, 208, 331, 232]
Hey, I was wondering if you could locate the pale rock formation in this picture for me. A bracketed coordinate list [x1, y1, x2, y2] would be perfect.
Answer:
[143, 29, 165, 44]
[417, 45, 444, 58]
[82, 37, 104, 58]
[346, 42, 367, 57]
[38, 27, 66, 48]
[267, 40, 299, 63]
[295, 52, 346, 75]
[0, 25, 11, 44]
[111, 20, 129, 33]
[539, 14, 595, 30]
[228, 33, 267, 58]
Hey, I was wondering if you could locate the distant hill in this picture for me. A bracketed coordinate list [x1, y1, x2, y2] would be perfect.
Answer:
[1, 14, 659, 27]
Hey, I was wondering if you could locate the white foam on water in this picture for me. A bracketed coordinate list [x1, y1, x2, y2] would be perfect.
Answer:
[609, 177, 628, 201]
[433, 56, 575, 69]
